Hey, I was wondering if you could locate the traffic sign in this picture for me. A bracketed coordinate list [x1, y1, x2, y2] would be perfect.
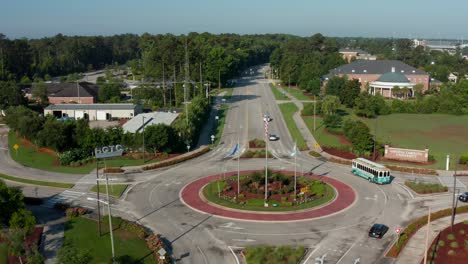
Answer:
[300, 186, 308, 193]
[395, 226, 401, 234]
[314, 143, 320, 149]
[13, 144, 19, 150]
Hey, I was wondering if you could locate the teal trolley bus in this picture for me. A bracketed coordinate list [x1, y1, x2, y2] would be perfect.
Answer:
[351, 158, 391, 184]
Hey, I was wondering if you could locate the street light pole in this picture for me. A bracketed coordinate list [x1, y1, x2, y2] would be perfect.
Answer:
[423, 207, 431, 264]
[313, 95, 316, 132]
[95, 159, 101, 236]
[451, 155, 458, 231]
[237, 125, 241, 195]
[142, 116, 145, 163]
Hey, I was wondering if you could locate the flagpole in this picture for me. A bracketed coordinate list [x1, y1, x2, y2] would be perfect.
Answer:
[237, 125, 241, 195]
[264, 118, 268, 206]
[294, 142, 297, 201]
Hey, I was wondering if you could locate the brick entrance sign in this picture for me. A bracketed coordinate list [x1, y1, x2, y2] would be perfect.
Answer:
[384, 145, 429, 163]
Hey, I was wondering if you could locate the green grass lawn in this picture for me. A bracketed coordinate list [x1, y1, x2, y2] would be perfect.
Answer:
[405, 181, 448, 194]
[359, 114, 468, 169]
[244, 245, 305, 264]
[278, 103, 307, 150]
[90, 184, 128, 198]
[62, 217, 156, 264]
[0, 173, 74, 188]
[203, 177, 335, 212]
[0, 243, 7, 264]
[283, 86, 311, 101]
[302, 116, 343, 148]
[213, 105, 228, 145]
[8, 131, 165, 174]
[269, 84, 289, 100]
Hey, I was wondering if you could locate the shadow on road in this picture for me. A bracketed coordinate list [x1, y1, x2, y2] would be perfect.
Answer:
[137, 198, 180, 221]
[171, 214, 212, 243]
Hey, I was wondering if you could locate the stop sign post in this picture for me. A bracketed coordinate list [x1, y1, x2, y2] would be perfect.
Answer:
[395, 226, 401, 242]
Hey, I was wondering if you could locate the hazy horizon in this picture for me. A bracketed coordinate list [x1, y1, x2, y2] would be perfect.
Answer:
[1, 0, 467, 40]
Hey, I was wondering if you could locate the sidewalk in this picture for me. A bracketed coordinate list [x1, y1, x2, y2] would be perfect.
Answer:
[274, 85, 323, 152]
[396, 213, 468, 264]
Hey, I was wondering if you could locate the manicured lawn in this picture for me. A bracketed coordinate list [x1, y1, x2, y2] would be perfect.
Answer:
[303, 116, 343, 148]
[0, 173, 74, 188]
[284, 86, 311, 101]
[90, 184, 128, 198]
[278, 103, 307, 150]
[0, 243, 7, 264]
[63, 217, 156, 264]
[404, 181, 448, 194]
[213, 105, 228, 145]
[244, 245, 305, 264]
[8, 131, 165, 174]
[269, 84, 289, 100]
[203, 176, 335, 212]
[359, 114, 468, 169]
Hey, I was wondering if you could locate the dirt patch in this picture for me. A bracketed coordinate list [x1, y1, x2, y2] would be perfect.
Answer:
[422, 221, 468, 264]
[322, 146, 357, 159]
[323, 130, 352, 145]
[19, 136, 34, 147]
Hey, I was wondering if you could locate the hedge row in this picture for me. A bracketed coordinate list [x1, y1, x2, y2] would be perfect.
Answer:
[65, 207, 88, 219]
[308, 151, 322, 158]
[104, 167, 125, 173]
[404, 181, 448, 194]
[328, 157, 352, 165]
[142, 146, 210, 171]
[386, 205, 468, 258]
[386, 164, 438, 175]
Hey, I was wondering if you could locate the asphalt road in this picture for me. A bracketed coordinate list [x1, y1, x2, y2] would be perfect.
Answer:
[122, 66, 466, 264]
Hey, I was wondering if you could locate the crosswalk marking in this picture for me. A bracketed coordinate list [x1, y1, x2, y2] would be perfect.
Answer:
[438, 176, 466, 189]
[43, 190, 86, 208]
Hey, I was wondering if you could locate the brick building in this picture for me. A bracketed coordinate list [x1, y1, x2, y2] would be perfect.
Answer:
[339, 48, 377, 62]
[323, 60, 430, 93]
[28, 82, 99, 104]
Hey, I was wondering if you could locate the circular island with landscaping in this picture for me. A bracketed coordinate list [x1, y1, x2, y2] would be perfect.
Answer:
[180, 170, 356, 221]
[202, 170, 335, 212]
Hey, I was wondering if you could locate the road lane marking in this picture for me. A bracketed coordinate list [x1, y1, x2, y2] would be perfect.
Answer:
[336, 240, 358, 264]
[228, 246, 241, 264]
[303, 246, 320, 263]
[196, 246, 209, 264]
[232, 238, 255, 242]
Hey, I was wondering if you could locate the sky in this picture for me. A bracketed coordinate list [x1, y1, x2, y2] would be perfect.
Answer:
[1, 0, 467, 39]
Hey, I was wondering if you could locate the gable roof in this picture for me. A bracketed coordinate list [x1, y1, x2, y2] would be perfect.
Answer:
[324, 60, 428, 79]
[339, 48, 369, 54]
[45, 104, 137, 111]
[32, 82, 99, 98]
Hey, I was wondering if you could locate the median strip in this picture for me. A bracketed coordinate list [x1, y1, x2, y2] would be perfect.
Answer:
[0, 173, 74, 188]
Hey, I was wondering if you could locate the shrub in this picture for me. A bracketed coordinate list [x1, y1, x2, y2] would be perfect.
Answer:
[438, 240, 445, 246]
[448, 249, 456, 256]
[143, 146, 210, 170]
[9, 209, 36, 235]
[104, 167, 124, 173]
[449, 241, 459, 248]
[238, 194, 245, 198]
[281, 202, 293, 206]
[59, 148, 91, 166]
[65, 207, 88, 219]
[308, 151, 321, 157]
[447, 234, 455, 240]
[459, 154, 468, 164]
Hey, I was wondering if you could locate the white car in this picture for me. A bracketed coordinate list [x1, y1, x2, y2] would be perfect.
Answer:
[263, 114, 272, 122]
[269, 134, 279, 141]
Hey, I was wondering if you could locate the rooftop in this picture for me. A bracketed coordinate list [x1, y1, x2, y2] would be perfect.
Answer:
[324, 60, 427, 79]
[339, 48, 369, 54]
[32, 82, 99, 98]
[376, 72, 410, 83]
[45, 104, 138, 110]
[122, 112, 180, 133]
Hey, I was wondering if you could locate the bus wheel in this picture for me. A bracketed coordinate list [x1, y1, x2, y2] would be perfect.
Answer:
[368, 178, 372, 183]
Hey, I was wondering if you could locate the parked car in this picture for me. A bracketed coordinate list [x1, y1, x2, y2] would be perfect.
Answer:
[269, 134, 279, 141]
[368, 224, 388, 238]
[459, 192, 468, 202]
[263, 114, 272, 122]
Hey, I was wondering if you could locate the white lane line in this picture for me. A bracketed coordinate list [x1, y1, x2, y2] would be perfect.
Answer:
[197, 246, 209, 264]
[397, 182, 415, 199]
[228, 246, 240, 264]
[336, 240, 358, 264]
[303, 246, 320, 264]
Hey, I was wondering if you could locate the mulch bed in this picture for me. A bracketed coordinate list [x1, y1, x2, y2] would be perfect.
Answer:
[422, 221, 468, 264]
[323, 130, 352, 145]
[6, 226, 44, 264]
[322, 146, 357, 159]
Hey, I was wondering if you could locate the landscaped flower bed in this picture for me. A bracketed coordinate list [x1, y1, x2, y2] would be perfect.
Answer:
[241, 149, 273, 159]
[143, 146, 210, 170]
[422, 221, 468, 264]
[404, 180, 448, 194]
[249, 138, 266, 148]
[386, 206, 468, 258]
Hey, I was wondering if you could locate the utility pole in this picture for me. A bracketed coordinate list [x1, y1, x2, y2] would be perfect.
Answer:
[218, 69, 221, 90]
[237, 125, 241, 195]
[184, 38, 190, 127]
[199, 62, 203, 97]
[173, 65, 176, 107]
[0, 48, 4, 79]
[313, 95, 316, 132]
[104, 165, 116, 264]
[423, 207, 431, 264]
[451, 156, 458, 231]
[142, 116, 146, 163]
[76, 81, 81, 104]
[373, 117, 378, 160]
[162, 58, 166, 107]
[95, 159, 101, 236]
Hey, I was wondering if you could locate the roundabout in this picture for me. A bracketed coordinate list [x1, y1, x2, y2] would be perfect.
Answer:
[180, 170, 357, 222]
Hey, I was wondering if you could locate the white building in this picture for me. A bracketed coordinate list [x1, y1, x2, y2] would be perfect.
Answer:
[122, 112, 180, 133]
[44, 104, 142, 120]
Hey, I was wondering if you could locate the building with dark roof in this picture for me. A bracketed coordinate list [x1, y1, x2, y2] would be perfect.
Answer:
[323, 60, 430, 93]
[28, 82, 99, 104]
[44, 104, 142, 121]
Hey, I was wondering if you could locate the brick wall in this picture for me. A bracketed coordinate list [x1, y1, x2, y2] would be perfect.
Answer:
[49, 97, 95, 104]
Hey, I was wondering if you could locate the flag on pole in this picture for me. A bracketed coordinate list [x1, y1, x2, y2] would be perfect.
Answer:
[291, 142, 297, 157]
[264, 119, 269, 137]
[229, 143, 239, 157]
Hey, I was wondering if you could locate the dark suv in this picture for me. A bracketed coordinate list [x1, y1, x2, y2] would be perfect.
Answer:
[369, 224, 389, 238]
[459, 192, 468, 202]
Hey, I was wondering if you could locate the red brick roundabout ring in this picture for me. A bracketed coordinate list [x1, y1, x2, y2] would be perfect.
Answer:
[180, 170, 357, 222]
